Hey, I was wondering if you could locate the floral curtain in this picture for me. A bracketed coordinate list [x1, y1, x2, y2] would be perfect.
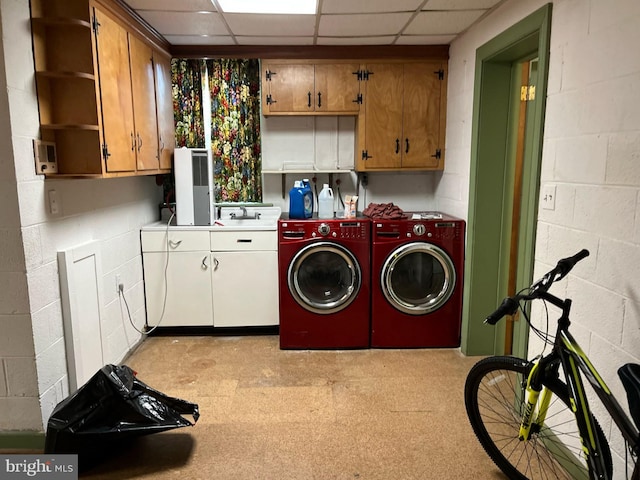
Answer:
[206, 59, 262, 203]
[171, 59, 205, 148]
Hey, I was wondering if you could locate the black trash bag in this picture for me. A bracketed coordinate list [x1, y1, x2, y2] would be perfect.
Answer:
[45, 364, 199, 469]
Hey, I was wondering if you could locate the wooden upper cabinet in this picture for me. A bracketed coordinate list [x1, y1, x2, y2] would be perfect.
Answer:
[314, 64, 361, 113]
[264, 64, 314, 113]
[94, 6, 136, 172]
[154, 52, 174, 170]
[357, 61, 447, 171]
[129, 34, 159, 171]
[30, 0, 173, 178]
[262, 61, 361, 115]
[361, 64, 404, 169]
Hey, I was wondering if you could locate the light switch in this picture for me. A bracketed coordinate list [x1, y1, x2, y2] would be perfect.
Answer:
[541, 185, 556, 211]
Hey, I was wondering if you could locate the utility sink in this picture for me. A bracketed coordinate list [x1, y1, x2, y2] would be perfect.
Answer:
[214, 206, 281, 231]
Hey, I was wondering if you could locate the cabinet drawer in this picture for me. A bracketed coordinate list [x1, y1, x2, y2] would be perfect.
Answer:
[141, 230, 210, 252]
[211, 231, 277, 251]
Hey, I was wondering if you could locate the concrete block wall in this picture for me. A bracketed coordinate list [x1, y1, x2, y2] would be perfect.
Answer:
[445, 0, 640, 475]
[0, 0, 162, 432]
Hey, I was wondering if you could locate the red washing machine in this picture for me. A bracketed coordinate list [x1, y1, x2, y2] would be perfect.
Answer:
[370, 212, 465, 348]
[278, 216, 371, 349]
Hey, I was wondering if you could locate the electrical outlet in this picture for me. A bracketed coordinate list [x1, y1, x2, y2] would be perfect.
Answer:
[48, 189, 61, 215]
[115, 274, 122, 294]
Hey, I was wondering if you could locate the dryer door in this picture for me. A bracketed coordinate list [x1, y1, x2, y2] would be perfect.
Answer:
[381, 243, 456, 315]
[288, 242, 361, 314]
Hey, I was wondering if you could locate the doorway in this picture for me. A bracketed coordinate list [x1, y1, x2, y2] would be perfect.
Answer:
[461, 4, 552, 357]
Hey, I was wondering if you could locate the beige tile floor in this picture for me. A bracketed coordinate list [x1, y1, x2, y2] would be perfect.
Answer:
[80, 335, 506, 479]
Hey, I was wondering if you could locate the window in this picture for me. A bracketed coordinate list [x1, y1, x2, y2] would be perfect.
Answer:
[172, 59, 262, 202]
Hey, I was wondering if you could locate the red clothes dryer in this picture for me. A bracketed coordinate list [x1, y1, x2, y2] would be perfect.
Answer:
[370, 213, 465, 348]
[278, 216, 371, 349]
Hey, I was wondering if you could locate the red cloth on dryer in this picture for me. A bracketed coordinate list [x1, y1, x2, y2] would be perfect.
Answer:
[362, 202, 406, 219]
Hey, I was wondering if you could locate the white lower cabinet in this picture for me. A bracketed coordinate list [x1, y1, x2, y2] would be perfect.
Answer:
[141, 230, 213, 327]
[141, 227, 278, 328]
[211, 251, 279, 327]
[210, 230, 279, 327]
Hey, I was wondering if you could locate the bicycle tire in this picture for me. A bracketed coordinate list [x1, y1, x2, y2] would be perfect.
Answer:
[464, 356, 613, 480]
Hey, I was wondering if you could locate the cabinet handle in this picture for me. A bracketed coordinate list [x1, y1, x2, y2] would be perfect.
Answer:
[131, 132, 135, 151]
[213, 257, 219, 271]
[317, 92, 322, 108]
[405, 138, 410, 154]
[395, 139, 400, 154]
[307, 92, 311, 108]
[168, 239, 182, 249]
[236, 239, 252, 243]
[137, 133, 143, 152]
[201, 256, 208, 270]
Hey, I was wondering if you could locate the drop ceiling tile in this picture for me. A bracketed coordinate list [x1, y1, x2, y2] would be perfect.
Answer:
[319, 13, 413, 36]
[236, 36, 315, 45]
[424, 0, 502, 9]
[321, 0, 423, 14]
[396, 34, 456, 44]
[317, 36, 396, 45]
[136, 11, 227, 35]
[405, 10, 485, 35]
[224, 13, 316, 36]
[124, 0, 215, 12]
[163, 35, 234, 45]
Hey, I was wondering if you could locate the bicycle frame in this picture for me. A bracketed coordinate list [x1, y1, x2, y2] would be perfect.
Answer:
[521, 291, 640, 479]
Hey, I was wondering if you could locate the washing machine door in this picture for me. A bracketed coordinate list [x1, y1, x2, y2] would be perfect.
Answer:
[288, 242, 361, 314]
[381, 243, 456, 315]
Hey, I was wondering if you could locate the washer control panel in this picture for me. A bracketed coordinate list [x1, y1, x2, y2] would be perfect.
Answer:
[280, 219, 370, 241]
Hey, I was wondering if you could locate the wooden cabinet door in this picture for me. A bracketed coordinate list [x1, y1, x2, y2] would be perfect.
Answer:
[362, 63, 403, 169]
[265, 64, 315, 113]
[129, 35, 158, 170]
[129, 34, 159, 171]
[154, 51, 174, 170]
[402, 63, 443, 169]
[93, 7, 135, 172]
[314, 64, 360, 113]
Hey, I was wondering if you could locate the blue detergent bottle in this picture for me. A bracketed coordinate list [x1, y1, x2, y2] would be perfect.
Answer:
[301, 179, 313, 218]
[289, 181, 306, 219]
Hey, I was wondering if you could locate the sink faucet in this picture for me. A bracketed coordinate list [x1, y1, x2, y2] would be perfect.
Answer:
[240, 206, 248, 217]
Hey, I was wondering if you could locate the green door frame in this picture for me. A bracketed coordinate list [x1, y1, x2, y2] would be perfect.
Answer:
[461, 4, 552, 357]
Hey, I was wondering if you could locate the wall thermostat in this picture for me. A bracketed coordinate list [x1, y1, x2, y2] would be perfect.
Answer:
[34, 139, 58, 174]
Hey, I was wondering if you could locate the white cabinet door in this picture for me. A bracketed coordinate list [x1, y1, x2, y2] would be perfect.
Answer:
[143, 251, 213, 327]
[211, 251, 279, 327]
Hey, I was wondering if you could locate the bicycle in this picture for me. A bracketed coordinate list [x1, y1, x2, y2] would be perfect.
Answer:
[464, 249, 640, 480]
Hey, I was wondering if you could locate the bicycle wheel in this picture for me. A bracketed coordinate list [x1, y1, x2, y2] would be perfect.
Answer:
[464, 356, 612, 480]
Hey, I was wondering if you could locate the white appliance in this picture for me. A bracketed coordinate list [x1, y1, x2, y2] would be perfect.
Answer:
[174, 147, 214, 226]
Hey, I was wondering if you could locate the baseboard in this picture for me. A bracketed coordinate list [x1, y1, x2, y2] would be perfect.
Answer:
[0, 432, 45, 452]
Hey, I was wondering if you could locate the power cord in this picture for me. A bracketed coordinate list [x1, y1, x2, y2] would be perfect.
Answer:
[119, 212, 174, 336]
